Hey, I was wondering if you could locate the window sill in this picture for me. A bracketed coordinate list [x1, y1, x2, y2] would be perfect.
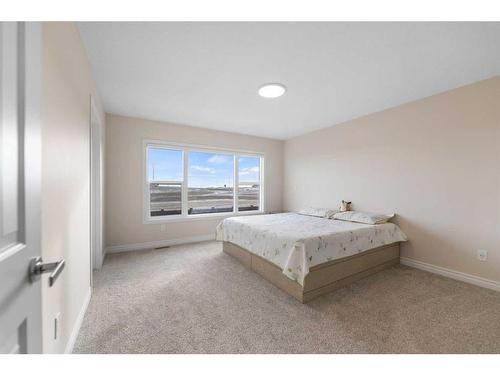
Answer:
[143, 210, 266, 224]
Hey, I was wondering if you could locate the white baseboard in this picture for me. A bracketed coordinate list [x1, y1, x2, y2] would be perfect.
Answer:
[105, 234, 216, 254]
[65, 287, 91, 354]
[400, 257, 500, 292]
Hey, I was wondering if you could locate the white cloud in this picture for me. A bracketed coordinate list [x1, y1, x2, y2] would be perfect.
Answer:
[207, 155, 229, 164]
[190, 165, 216, 173]
[239, 166, 259, 176]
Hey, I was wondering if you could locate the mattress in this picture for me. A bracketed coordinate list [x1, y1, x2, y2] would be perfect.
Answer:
[216, 213, 407, 285]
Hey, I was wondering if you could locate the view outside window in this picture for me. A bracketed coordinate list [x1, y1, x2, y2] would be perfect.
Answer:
[146, 144, 263, 220]
[148, 147, 183, 216]
[188, 151, 234, 215]
[238, 156, 260, 211]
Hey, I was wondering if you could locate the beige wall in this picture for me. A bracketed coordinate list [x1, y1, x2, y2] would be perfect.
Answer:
[284, 77, 500, 282]
[42, 22, 106, 353]
[105, 114, 283, 248]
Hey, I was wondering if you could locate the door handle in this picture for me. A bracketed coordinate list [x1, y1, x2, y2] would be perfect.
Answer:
[29, 257, 65, 287]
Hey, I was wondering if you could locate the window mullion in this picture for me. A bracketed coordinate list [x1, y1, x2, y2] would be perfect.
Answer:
[182, 150, 188, 217]
[234, 154, 239, 214]
[260, 156, 264, 213]
[145, 145, 151, 221]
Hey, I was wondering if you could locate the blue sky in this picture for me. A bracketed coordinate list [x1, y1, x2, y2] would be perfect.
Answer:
[148, 148, 183, 181]
[148, 148, 260, 187]
[238, 156, 261, 184]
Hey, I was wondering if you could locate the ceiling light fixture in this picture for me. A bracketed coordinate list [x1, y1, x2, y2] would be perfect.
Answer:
[258, 83, 286, 98]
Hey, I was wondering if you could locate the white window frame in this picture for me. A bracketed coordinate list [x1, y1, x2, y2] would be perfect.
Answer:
[143, 140, 265, 223]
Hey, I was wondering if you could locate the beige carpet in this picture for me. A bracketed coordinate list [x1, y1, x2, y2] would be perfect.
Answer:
[74, 241, 500, 353]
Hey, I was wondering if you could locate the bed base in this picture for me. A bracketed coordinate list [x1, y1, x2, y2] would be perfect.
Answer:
[223, 241, 400, 303]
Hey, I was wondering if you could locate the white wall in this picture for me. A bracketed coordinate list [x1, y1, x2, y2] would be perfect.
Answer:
[105, 114, 283, 248]
[41, 22, 106, 353]
[284, 77, 500, 282]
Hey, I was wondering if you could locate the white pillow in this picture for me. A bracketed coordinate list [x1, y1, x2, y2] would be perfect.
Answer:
[297, 207, 339, 219]
[333, 211, 395, 225]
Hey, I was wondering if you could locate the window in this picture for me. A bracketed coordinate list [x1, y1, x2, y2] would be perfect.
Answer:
[145, 142, 264, 221]
[188, 151, 234, 215]
[238, 156, 261, 212]
[147, 148, 183, 216]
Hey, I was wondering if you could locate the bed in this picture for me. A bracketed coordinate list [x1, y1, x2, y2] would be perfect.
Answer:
[216, 212, 407, 303]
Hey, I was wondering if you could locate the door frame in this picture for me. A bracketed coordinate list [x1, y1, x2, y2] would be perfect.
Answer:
[90, 96, 104, 273]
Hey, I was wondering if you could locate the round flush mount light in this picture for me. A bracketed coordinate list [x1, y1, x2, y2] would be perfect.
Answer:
[258, 83, 286, 98]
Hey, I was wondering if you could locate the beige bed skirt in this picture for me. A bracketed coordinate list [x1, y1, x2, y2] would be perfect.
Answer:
[223, 241, 401, 303]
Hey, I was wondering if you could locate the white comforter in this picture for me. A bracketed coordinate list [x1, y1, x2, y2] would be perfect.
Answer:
[216, 213, 407, 286]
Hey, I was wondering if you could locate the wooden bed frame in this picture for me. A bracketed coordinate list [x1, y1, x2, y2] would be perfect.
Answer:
[223, 241, 401, 303]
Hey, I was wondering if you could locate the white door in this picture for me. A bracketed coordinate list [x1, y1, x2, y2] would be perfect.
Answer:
[0, 22, 43, 354]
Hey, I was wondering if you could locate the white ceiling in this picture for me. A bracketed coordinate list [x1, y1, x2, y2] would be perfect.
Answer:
[78, 22, 500, 140]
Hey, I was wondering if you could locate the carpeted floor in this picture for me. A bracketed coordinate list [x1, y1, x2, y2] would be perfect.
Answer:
[74, 241, 500, 353]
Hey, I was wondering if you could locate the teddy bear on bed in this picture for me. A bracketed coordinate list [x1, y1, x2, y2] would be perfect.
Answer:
[340, 200, 352, 212]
